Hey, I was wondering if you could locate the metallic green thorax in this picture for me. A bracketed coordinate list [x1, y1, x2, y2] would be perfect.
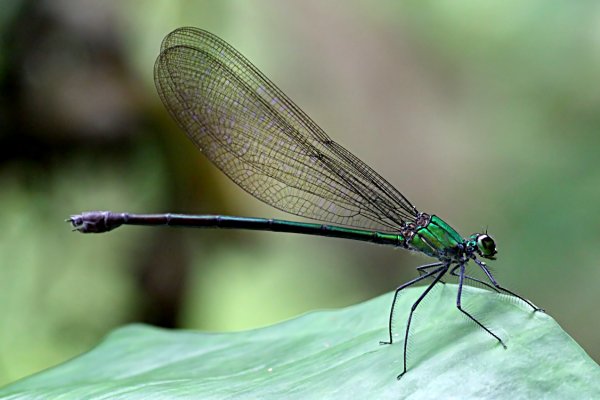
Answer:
[407, 214, 464, 259]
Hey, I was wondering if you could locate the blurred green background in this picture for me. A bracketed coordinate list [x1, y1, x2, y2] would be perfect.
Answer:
[1, 0, 599, 386]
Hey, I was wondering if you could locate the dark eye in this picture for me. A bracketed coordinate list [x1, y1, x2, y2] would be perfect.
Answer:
[482, 236, 494, 250]
[476, 234, 497, 258]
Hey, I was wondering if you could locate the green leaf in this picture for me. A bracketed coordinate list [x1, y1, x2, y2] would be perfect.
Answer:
[1, 284, 598, 399]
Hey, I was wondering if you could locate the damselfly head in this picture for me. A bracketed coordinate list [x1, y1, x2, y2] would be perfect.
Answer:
[473, 233, 497, 259]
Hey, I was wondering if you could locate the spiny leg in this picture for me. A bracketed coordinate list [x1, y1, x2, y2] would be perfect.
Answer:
[472, 258, 544, 312]
[417, 261, 445, 275]
[418, 261, 447, 284]
[418, 263, 445, 279]
[396, 266, 448, 380]
[456, 263, 506, 348]
[449, 265, 500, 293]
[380, 262, 444, 345]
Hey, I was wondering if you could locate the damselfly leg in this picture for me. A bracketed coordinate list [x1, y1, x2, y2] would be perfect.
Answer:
[472, 258, 544, 312]
[456, 263, 506, 348]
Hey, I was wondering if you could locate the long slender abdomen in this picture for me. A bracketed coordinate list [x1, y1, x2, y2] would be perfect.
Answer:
[68, 211, 405, 246]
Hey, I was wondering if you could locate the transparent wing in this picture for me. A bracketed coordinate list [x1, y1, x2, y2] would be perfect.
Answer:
[154, 27, 417, 232]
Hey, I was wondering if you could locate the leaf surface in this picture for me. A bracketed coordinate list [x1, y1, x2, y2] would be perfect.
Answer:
[1, 284, 598, 399]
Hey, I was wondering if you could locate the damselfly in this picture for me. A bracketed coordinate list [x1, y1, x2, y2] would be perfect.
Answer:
[69, 28, 543, 379]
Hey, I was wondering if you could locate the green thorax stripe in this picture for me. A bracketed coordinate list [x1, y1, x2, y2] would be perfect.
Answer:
[408, 215, 463, 257]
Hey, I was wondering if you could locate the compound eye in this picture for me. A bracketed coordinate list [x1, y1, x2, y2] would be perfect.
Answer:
[477, 234, 497, 258]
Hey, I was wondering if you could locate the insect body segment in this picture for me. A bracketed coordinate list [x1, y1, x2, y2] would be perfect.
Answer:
[403, 214, 463, 259]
